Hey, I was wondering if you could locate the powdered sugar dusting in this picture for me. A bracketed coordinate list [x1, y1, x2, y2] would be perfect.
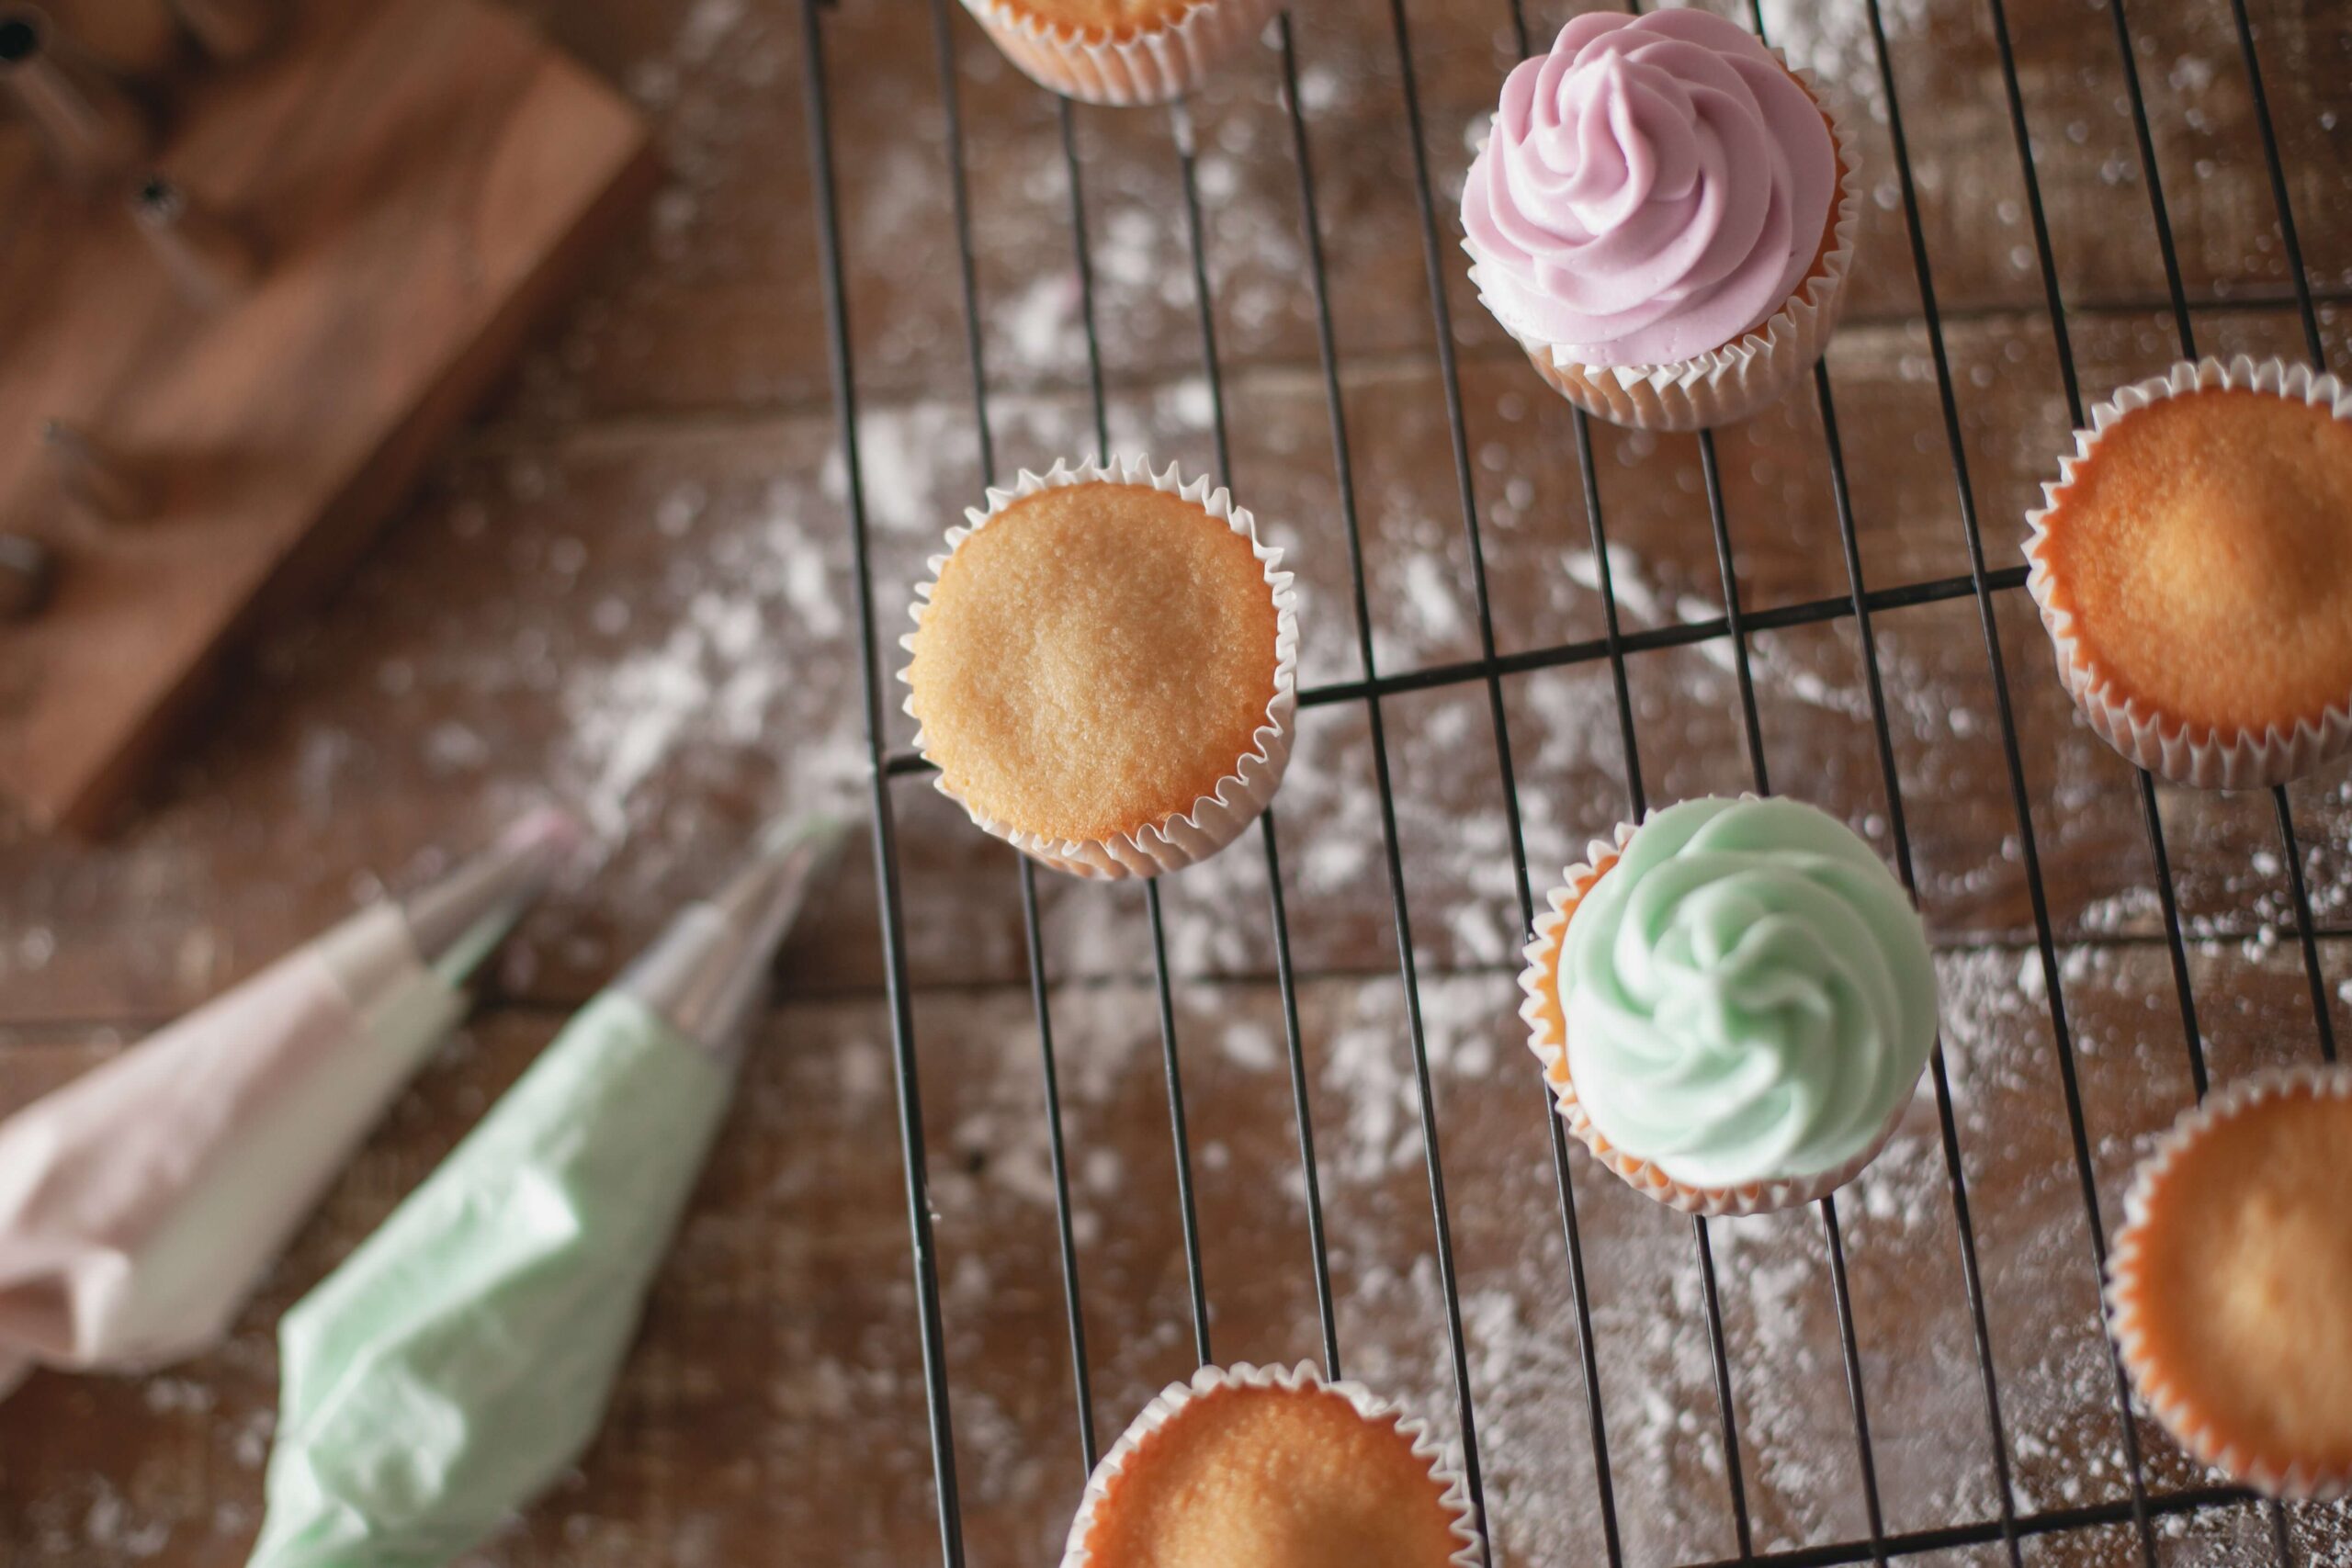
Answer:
[556, 494, 866, 848]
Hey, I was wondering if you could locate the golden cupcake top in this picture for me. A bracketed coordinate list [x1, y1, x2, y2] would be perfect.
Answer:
[2109, 1071, 2352, 1492]
[1074, 1375, 1470, 1568]
[2033, 384, 2352, 736]
[991, 0, 1204, 38]
[905, 478, 1281, 847]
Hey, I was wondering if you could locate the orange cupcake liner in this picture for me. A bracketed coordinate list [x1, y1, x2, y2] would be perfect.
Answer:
[2023, 355, 2352, 791]
[959, 0, 1278, 106]
[1057, 1359, 1483, 1568]
[1468, 58, 1860, 433]
[2105, 1064, 2352, 1502]
[899, 455, 1298, 881]
[1517, 818, 1910, 1217]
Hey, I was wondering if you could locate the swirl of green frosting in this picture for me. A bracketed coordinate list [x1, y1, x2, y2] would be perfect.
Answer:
[1562, 796, 1938, 1188]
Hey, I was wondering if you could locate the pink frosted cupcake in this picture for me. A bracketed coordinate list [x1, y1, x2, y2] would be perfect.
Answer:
[1461, 11, 1859, 432]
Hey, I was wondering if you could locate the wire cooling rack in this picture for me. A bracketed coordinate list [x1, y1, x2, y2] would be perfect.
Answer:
[796, 1, 2345, 1564]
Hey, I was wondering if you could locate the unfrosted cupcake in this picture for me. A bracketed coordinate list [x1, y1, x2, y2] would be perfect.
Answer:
[959, 0, 1278, 106]
[2106, 1067, 2352, 1499]
[1519, 796, 1939, 1214]
[2023, 355, 2352, 789]
[900, 457, 1296, 879]
[1061, 1361, 1481, 1568]
[1461, 10, 1858, 431]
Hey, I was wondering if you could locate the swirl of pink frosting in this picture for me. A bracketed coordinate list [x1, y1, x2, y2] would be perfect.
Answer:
[1462, 10, 1839, 368]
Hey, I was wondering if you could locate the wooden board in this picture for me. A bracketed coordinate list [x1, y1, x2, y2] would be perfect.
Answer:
[0, 0, 654, 832]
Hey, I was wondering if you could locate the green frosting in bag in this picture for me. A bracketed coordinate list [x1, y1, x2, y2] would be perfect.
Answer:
[248, 993, 729, 1568]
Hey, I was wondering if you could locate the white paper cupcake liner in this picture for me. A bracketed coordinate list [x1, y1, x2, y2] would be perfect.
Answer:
[1058, 1360, 1484, 1568]
[899, 455, 1297, 881]
[2105, 1064, 2352, 1501]
[1518, 817, 1915, 1217]
[959, 0, 1278, 106]
[1466, 59, 1860, 433]
[2022, 355, 2352, 791]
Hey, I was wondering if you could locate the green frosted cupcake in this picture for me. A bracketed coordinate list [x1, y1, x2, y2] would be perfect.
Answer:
[1517, 795, 1939, 1214]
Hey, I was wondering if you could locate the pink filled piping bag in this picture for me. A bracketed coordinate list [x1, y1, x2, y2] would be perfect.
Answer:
[0, 808, 579, 1396]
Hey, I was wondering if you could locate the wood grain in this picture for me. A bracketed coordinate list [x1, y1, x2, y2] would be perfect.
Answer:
[0, 0, 652, 830]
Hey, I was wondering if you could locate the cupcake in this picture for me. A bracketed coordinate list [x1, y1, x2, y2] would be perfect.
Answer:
[1518, 796, 1939, 1215]
[1061, 1361, 1482, 1568]
[1460, 10, 1859, 432]
[959, 0, 1278, 106]
[900, 457, 1296, 879]
[2106, 1066, 2352, 1499]
[2022, 355, 2352, 790]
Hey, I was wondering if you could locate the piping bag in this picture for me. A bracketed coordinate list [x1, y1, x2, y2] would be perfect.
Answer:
[0, 808, 578, 1399]
[246, 814, 845, 1568]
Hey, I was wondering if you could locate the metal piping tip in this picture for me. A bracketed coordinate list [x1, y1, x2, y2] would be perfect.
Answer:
[0, 6, 153, 192]
[617, 814, 850, 1055]
[0, 533, 56, 622]
[168, 0, 277, 63]
[43, 419, 154, 520]
[130, 175, 264, 306]
[400, 807, 582, 986]
[712, 813, 848, 930]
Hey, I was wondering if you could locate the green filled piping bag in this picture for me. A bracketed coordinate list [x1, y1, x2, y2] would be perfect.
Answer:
[245, 815, 843, 1568]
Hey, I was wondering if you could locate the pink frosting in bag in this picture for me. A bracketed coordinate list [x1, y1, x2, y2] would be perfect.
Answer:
[1462, 10, 1839, 368]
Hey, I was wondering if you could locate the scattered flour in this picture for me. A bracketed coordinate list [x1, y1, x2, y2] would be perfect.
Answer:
[556, 495, 866, 846]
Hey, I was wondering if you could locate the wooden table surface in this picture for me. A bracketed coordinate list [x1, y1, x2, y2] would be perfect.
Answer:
[5, 0, 2351, 1563]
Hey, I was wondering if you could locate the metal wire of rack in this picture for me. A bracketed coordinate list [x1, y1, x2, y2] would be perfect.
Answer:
[795, 1, 2345, 1564]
